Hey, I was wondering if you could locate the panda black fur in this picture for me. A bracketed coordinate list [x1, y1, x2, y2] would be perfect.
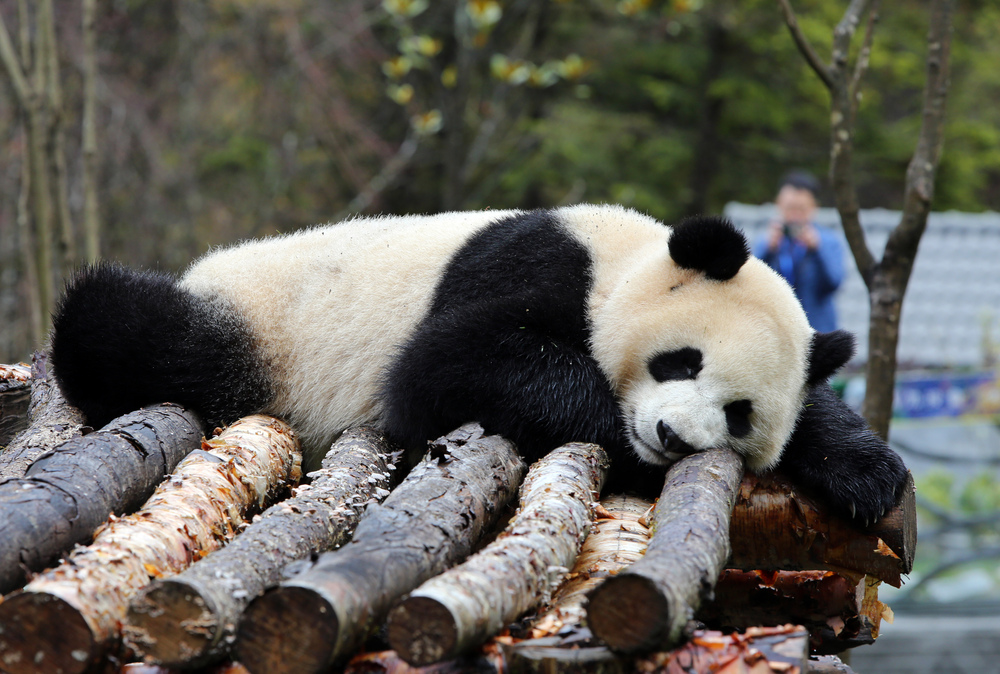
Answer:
[51, 204, 907, 523]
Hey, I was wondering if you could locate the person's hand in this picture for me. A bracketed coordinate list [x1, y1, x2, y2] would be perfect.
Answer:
[794, 222, 820, 250]
[765, 221, 784, 252]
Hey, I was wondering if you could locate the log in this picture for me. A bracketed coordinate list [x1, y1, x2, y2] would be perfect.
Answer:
[0, 415, 301, 674]
[502, 494, 654, 674]
[233, 423, 526, 674]
[124, 426, 401, 669]
[729, 471, 916, 586]
[698, 570, 893, 654]
[0, 403, 204, 593]
[0, 363, 31, 447]
[387, 442, 609, 666]
[0, 352, 86, 476]
[634, 625, 810, 674]
[587, 447, 745, 653]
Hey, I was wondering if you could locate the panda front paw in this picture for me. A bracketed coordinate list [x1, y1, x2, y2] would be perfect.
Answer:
[777, 384, 910, 526]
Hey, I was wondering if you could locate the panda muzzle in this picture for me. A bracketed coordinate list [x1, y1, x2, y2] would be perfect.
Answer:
[656, 420, 697, 456]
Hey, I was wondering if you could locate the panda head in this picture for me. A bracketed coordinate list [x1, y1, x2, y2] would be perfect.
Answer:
[589, 215, 853, 472]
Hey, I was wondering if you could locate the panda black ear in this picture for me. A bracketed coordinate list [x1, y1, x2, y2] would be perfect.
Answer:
[668, 216, 750, 281]
[807, 330, 856, 385]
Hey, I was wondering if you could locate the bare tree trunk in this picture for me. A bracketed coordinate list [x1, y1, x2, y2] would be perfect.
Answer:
[0, 404, 203, 593]
[587, 448, 745, 653]
[233, 423, 526, 674]
[82, 0, 99, 262]
[778, 0, 955, 440]
[0, 415, 301, 674]
[124, 426, 401, 669]
[387, 442, 609, 666]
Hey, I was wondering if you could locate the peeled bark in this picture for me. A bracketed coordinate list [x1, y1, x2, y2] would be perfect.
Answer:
[0, 352, 86, 476]
[699, 570, 893, 654]
[587, 448, 745, 653]
[729, 471, 915, 587]
[502, 495, 654, 673]
[634, 625, 810, 674]
[124, 426, 401, 669]
[0, 363, 31, 446]
[234, 423, 526, 674]
[388, 442, 609, 666]
[0, 403, 203, 593]
[0, 415, 301, 674]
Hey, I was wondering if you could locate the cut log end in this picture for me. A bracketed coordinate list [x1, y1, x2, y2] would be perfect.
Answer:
[386, 596, 458, 666]
[587, 573, 670, 653]
[0, 591, 95, 674]
[124, 579, 221, 668]
[234, 586, 339, 674]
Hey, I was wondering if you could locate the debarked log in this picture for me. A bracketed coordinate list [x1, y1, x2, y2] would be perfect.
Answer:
[234, 423, 526, 674]
[0, 403, 204, 594]
[0, 415, 301, 674]
[587, 447, 745, 653]
[387, 442, 609, 666]
[124, 426, 401, 669]
[0, 352, 87, 478]
[0, 362, 32, 447]
[729, 471, 915, 587]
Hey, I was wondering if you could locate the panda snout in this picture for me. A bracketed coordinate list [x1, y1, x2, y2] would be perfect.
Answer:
[656, 420, 696, 456]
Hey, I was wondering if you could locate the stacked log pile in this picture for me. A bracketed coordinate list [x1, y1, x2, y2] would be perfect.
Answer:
[0, 363, 914, 674]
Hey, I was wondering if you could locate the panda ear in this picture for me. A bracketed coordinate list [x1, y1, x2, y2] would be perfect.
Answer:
[668, 216, 751, 281]
[807, 330, 856, 385]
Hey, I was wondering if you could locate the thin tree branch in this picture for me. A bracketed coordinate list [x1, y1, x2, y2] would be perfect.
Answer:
[82, 0, 100, 262]
[888, 0, 954, 261]
[849, 0, 879, 120]
[776, 0, 833, 90]
[0, 13, 30, 106]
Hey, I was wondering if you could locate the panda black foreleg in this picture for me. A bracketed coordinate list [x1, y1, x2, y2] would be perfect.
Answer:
[380, 310, 625, 465]
[776, 384, 909, 525]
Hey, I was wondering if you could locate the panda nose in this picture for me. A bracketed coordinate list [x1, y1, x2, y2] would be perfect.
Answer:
[657, 420, 696, 456]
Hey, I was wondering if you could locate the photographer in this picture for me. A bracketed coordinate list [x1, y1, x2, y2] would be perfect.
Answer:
[754, 171, 845, 331]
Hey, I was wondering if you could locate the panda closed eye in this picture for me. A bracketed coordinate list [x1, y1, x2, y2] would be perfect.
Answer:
[724, 399, 753, 439]
[648, 347, 703, 382]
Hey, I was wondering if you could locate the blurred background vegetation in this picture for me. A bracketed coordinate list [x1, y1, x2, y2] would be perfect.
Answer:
[0, 0, 998, 363]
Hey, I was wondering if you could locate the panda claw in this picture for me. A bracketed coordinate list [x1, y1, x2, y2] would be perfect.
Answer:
[849, 502, 856, 520]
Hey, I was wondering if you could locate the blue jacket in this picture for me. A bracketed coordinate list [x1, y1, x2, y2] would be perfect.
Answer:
[754, 227, 845, 332]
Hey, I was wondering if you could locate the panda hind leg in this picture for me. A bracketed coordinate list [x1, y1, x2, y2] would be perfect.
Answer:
[380, 314, 623, 463]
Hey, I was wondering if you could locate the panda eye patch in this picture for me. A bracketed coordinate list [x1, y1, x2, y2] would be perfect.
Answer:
[648, 347, 703, 382]
[724, 399, 753, 438]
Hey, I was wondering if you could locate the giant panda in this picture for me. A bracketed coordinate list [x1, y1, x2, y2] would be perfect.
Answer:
[50, 204, 907, 523]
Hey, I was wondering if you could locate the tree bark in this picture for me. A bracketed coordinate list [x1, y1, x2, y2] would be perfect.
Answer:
[81, 0, 100, 263]
[587, 448, 745, 653]
[728, 471, 915, 587]
[0, 403, 203, 593]
[124, 426, 401, 669]
[634, 625, 810, 674]
[0, 363, 31, 446]
[233, 423, 526, 674]
[0, 351, 86, 478]
[387, 442, 609, 666]
[0, 415, 301, 674]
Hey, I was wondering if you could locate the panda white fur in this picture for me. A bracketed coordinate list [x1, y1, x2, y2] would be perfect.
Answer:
[51, 205, 907, 522]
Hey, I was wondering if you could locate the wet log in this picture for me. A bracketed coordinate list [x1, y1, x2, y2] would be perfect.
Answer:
[0, 415, 301, 674]
[124, 426, 401, 669]
[0, 403, 204, 593]
[729, 471, 916, 586]
[699, 570, 893, 654]
[502, 494, 653, 674]
[0, 363, 31, 447]
[587, 447, 745, 653]
[0, 352, 86, 476]
[234, 423, 526, 674]
[387, 442, 609, 666]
